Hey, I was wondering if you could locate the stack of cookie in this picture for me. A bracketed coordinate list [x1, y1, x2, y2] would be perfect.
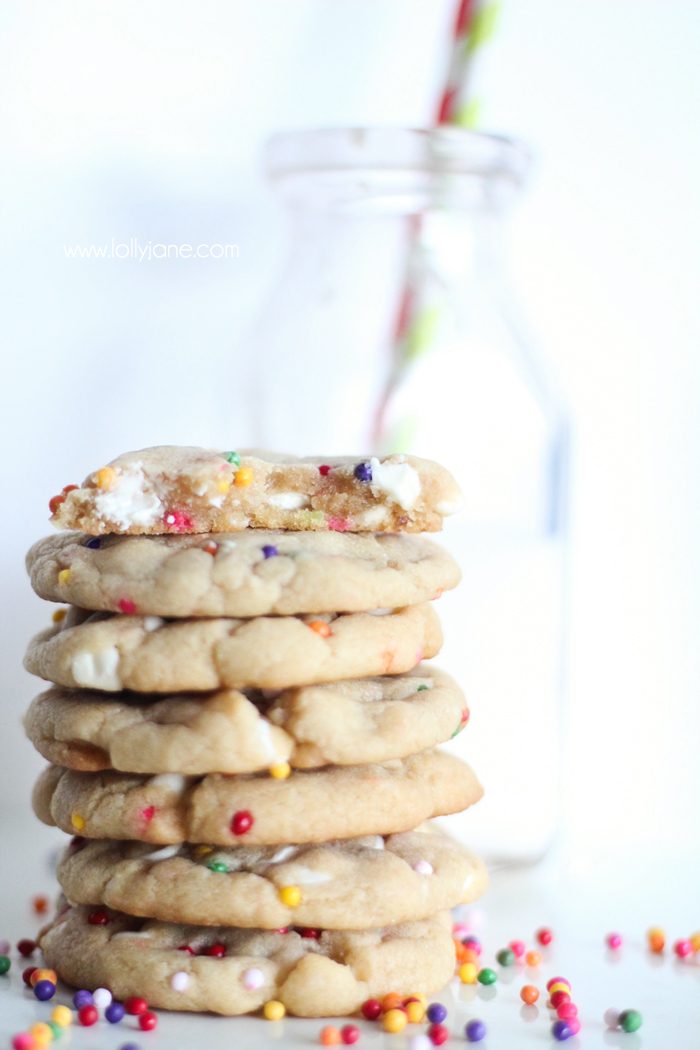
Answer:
[23, 447, 486, 1017]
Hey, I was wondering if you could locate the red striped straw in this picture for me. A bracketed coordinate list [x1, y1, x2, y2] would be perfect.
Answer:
[371, 0, 497, 448]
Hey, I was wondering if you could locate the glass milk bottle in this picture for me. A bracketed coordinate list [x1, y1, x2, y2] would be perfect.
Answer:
[251, 127, 568, 864]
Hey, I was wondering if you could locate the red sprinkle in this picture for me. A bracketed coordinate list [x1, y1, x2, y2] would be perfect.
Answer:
[16, 940, 36, 958]
[139, 1011, 158, 1031]
[118, 598, 137, 615]
[125, 996, 149, 1016]
[163, 509, 193, 532]
[299, 928, 321, 940]
[88, 908, 111, 925]
[428, 1022, 450, 1045]
[550, 990, 571, 1008]
[361, 999, 382, 1021]
[140, 805, 157, 824]
[48, 495, 65, 514]
[201, 944, 226, 957]
[318, 465, 332, 476]
[78, 1005, 99, 1026]
[69, 835, 86, 851]
[230, 810, 254, 836]
[341, 1025, 360, 1045]
[177, 945, 195, 954]
[62, 484, 79, 495]
[536, 927, 553, 946]
[22, 966, 38, 987]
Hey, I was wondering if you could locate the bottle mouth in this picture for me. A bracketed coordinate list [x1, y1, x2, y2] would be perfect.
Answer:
[265, 127, 530, 212]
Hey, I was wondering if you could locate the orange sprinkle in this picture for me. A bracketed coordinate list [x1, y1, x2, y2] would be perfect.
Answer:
[320, 1026, 342, 1046]
[381, 992, 404, 1012]
[234, 467, 253, 487]
[525, 950, 541, 967]
[308, 620, 332, 638]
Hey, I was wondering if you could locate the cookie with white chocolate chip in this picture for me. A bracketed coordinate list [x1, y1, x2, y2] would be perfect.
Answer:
[24, 604, 442, 692]
[39, 903, 456, 1016]
[24, 668, 468, 775]
[56, 827, 487, 929]
[48, 446, 463, 535]
[27, 529, 459, 617]
[32, 751, 483, 846]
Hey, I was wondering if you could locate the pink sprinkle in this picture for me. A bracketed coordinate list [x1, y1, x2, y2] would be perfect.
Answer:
[118, 598, 136, 615]
[557, 1003, 578, 1021]
[546, 976, 571, 991]
[327, 515, 350, 532]
[12, 1035, 36, 1050]
[453, 923, 470, 938]
[509, 939, 526, 958]
[568, 1019, 582, 1036]
[674, 938, 693, 959]
[140, 805, 156, 824]
[606, 932, 623, 950]
[163, 509, 193, 532]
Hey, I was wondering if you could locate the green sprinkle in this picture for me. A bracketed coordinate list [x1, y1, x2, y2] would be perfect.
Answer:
[223, 451, 241, 466]
[496, 948, 516, 966]
[0, 955, 10, 975]
[416, 685, 429, 692]
[619, 1010, 643, 1033]
[207, 861, 229, 873]
[48, 1022, 63, 1040]
[477, 967, 497, 985]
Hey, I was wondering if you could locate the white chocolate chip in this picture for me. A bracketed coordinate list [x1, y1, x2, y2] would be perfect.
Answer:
[71, 647, 121, 690]
[369, 458, 421, 510]
[288, 866, 333, 885]
[171, 971, 190, 992]
[93, 465, 162, 528]
[269, 491, 309, 510]
[142, 844, 183, 862]
[149, 773, 186, 793]
[143, 616, 164, 632]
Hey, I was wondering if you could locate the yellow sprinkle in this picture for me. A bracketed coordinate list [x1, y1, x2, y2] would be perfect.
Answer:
[278, 885, 302, 908]
[263, 1000, 286, 1021]
[459, 961, 478, 984]
[52, 608, 67, 623]
[51, 1004, 73, 1027]
[94, 466, 117, 491]
[548, 982, 570, 997]
[70, 811, 85, 831]
[406, 1000, 426, 1022]
[217, 476, 232, 494]
[269, 762, 291, 780]
[382, 1008, 407, 1034]
[234, 466, 253, 487]
[30, 1023, 53, 1047]
[690, 932, 700, 952]
[57, 569, 71, 585]
[193, 844, 214, 858]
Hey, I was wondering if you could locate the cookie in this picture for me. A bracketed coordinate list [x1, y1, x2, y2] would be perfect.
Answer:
[24, 668, 468, 774]
[56, 829, 487, 929]
[48, 446, 463, 535]
[33, 752, 483, 845]
[27, 530, 458, 616]
[39, 904, 456, 1016]
[24, 604, 441, 692]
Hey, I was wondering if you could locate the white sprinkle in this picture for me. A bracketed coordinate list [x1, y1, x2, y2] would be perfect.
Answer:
[369, 458, 421, 510]
[71, 647, 121, 690]
[143, 616, 164, 632]
[92, 987, 112, 1009]
[142, 844, 183, 862]
[268, 845, 298, 865]
[269, 491, 309, 510]
[241, 967, 265, 990]
[413, 859, 434, 876]
[171, 971, 190, 992]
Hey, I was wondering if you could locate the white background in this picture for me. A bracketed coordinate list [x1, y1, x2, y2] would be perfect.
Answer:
[0, 0, 698, 875]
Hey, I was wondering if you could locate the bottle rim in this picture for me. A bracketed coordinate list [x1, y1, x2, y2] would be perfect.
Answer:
[265, 126, 530, 185]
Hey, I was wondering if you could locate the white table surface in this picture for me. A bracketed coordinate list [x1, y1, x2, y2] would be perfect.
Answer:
[1, 812, 698, 1050]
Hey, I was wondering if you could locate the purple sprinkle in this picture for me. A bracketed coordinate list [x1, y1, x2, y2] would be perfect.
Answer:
[85, 537, 101, 549]
[73, 989, 93, 1008]
[34, 979, 56, 1001]
[119, 1044, 142, 1050]
[427, 1002, 447, 1024]
[465, 1020, 487, 1042]
[552, 1020, 573, 1041]
[353, 461, 372, 483]
[106, 1001, 126, 1023]
[261, 545, 278, 559]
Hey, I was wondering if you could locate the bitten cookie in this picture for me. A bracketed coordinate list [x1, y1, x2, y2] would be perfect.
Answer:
[27, 530, 458, 616]
[48, 446, 463, 535]
[33, 752, 483, 846]
[24, 604, 441, 692]
[39, 904, 456, 1016]
[56, 828, 488, 929]
[24, 668, 468, 774]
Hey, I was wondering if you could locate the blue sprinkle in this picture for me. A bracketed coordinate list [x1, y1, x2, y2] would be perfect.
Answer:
[261, 545, 278, 559]
[353, 461, 372, 483]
